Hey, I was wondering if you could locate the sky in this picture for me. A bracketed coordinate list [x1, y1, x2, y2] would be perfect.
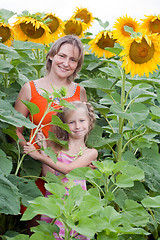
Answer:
[1, 0, 160, 34]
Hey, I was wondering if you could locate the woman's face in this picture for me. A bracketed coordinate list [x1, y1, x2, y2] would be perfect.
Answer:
[50, 43, 80, 80]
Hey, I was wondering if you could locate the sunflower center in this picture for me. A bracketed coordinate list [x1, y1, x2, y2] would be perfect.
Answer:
[129, 37, 154, 64]
[64, 21, 82, 36]
[75, 10, 90, 24]
[0, 26, 11, 42]
[46, 16, 59, 33]
[97, 34, 115, 49]
[149, 19, 160, 34]
[20, 22, 45, 39]
[122, 23, 135, 37]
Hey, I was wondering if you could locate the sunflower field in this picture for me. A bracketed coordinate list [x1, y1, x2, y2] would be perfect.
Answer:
[1, 6, 160, 240]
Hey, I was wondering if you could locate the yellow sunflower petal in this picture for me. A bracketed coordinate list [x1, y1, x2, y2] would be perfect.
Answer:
[12, 17, 53, 45]
[62, 19, 86, 38]
[88, 30, 116, 58]
[71, 6, 94, 31]
[0, 23, 14, 46]
[113, 14, 140, 44]
[43, 13, 63, 40]
[120, 34, 160, 77]
[140, 14, 160, 35]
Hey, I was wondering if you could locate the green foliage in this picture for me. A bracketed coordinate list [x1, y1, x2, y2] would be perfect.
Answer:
[0, 10, 160, 239]
[9, 163, 151, 239]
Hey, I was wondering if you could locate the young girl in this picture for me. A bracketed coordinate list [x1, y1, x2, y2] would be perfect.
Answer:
[23, 101, 98, 240]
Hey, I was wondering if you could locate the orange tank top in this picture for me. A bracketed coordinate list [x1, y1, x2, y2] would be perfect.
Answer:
[29, 80, 81, 143]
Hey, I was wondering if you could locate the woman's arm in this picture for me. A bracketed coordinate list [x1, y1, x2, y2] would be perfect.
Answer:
[14, 82, 31, 147]
[23, 143, 98, 175]
[35, 131, 56, 176]
[80, 86, 87, 102]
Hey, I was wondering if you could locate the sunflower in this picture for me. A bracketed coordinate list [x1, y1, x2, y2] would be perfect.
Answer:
[88, 30, 116, 58]
[140, 14, 160, 35]
[0, 22, 14, 46]
[71, 6, 94, 31]
[120, 34, 160, 77]
[113, 14, 140, 43]
[62, 19, 86, 37]
[12, 16, 53, 45]
[43, 13, 63, 40]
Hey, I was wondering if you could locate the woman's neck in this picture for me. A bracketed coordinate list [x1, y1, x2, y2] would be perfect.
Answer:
[47, 71, 68, 87]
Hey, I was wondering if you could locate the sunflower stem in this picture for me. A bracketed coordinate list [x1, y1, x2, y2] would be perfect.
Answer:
[3, 54, 9, 88]
[29, 102, 51, 144]
[36, 49, 41, 78]
[117, 69, 126, 161]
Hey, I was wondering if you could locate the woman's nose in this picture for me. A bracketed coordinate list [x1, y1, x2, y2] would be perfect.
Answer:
[63, 57, 69, 66]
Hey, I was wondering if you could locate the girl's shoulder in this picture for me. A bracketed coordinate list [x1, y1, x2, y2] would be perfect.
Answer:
[84, 148, 98, 158]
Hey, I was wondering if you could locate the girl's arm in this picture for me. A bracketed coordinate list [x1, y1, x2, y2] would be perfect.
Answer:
[23, 143, 98, 175]
[14, 82, 31, 147]
[42, 164, 56, 176]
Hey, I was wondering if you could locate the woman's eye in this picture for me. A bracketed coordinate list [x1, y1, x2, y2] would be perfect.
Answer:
[58, 54, 64, 58]
[71, 58, 76, 62]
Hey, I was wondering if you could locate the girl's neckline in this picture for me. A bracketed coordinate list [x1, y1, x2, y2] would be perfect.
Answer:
[33, 80, 78, 103]
[59, 147, 87, 158]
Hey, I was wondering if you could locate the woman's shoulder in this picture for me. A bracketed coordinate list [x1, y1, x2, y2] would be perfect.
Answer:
[17, 81, 31, 101]
[33, 78, 44, 85]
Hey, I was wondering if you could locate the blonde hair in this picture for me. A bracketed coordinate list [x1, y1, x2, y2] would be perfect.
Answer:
[53, 101, 95, 142]
[46, 35, 84, 82]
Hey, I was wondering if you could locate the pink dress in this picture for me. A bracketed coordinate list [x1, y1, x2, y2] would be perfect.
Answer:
[41, 151, 90, 240]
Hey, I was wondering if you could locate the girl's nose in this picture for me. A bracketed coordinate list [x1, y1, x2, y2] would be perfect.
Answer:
[75, 122, 80, 129]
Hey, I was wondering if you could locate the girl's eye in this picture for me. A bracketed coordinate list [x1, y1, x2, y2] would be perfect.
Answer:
[69, 121, 74, 124]
[80, 119, 85, 122]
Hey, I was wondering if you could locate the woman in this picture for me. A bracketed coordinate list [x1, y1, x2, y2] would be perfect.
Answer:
[14, 35, 87, 148]
[14, 35, 87, 217]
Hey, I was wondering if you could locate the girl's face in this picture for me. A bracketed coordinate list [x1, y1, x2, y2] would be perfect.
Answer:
[65, 107, 90, 140]
[50, 43, 79, 80]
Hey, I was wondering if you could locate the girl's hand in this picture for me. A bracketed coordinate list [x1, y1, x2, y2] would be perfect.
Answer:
[89, 162, 97, 170]
[23, 142, 41, 160]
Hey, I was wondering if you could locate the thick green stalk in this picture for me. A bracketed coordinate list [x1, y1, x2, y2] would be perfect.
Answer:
[29, 102, 51, 144]
[15, 153, 27, 176]
[36, 49, 41, 78]
[15, 102, 51, 175]
[3, 54, 8, 88]
[117, 69, 126, 162]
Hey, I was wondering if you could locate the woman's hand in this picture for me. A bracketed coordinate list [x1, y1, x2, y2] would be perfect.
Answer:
[35, 130, 47, 149]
